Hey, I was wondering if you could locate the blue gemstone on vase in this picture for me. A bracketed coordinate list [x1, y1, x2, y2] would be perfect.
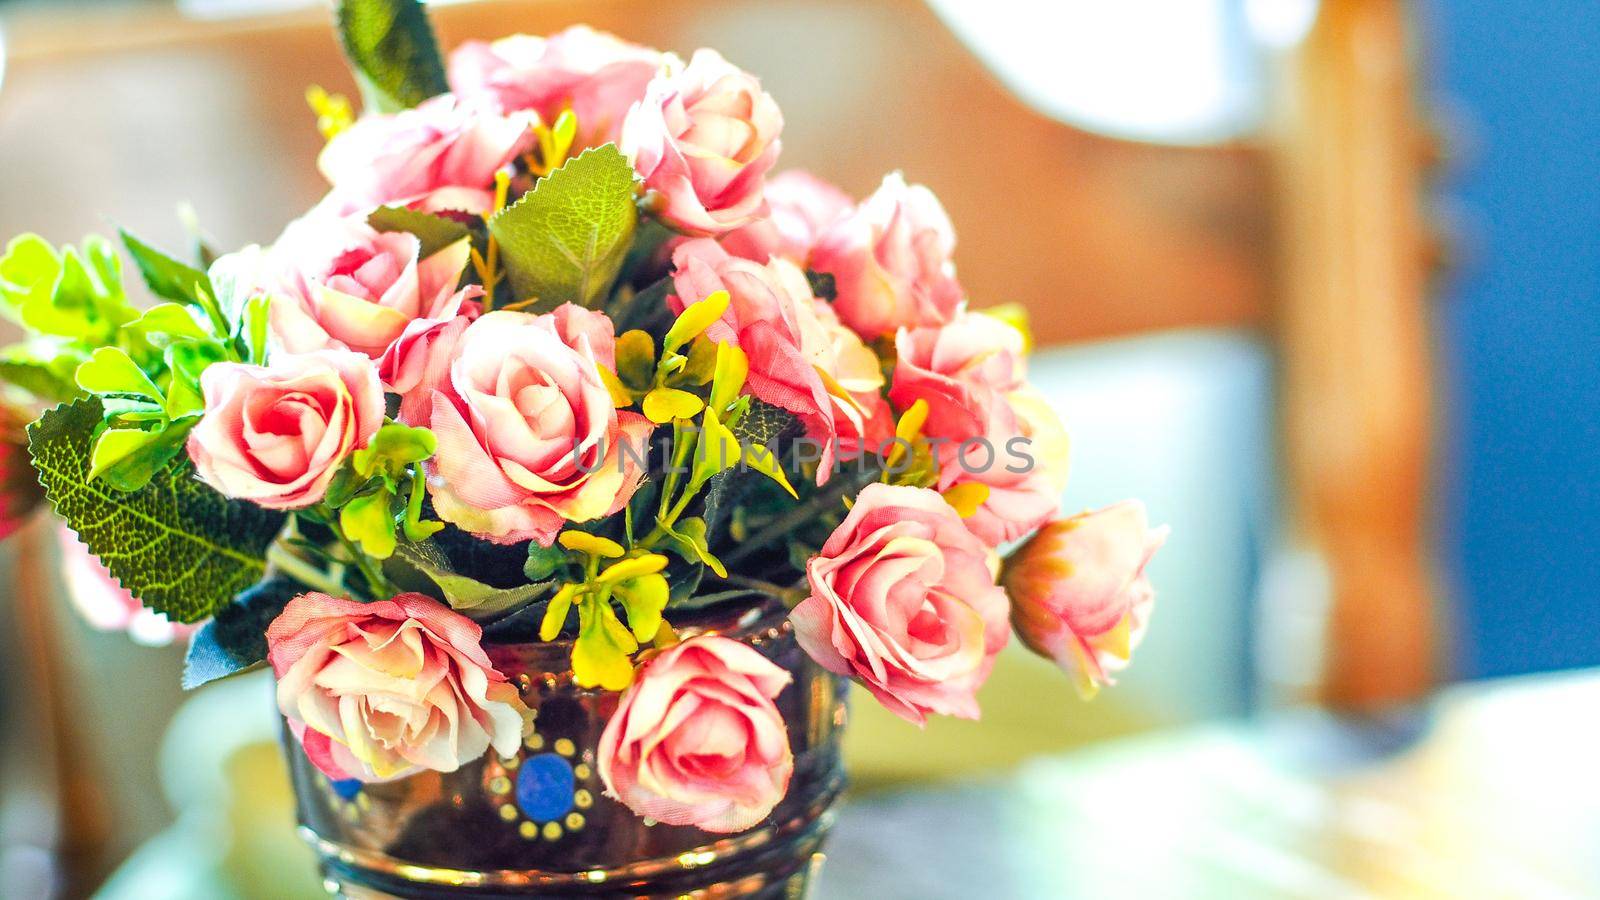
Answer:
[515, 752, 576, 822]
[330, 778, 363, 800]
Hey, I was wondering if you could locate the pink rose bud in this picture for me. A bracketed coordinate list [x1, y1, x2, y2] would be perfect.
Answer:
[811, 172, 964, 340]
[670, 239, 887, 475]
[721, 170, 854, 265]
[939, 385, 1070, 546]
[265, 215, 481, 360]
[1002, 501, 1169, 697]
[426, 309, 651, 545]
[449, 26, 663, 147]
[622, 49, 784, 236]
[318, 94, 538, 216]
[186, 349, 383, 509]
[268, 592, 529, 782]
[597, 635, 793, 833]
[379, 314, 471, 426]
[792, 484, 1010, 724]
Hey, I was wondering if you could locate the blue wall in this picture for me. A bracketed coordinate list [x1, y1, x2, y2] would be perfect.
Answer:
[1427, 2, 1600, 678]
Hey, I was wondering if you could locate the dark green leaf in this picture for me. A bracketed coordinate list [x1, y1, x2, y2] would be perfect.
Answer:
[119, 230, 214, 307]
[336, 0, 449, 113]
[390, 540, 550, 618]
[489, 144, 639, 309]
[368, 206, 471, 258]
[182, 576, 300, 689]
[29, 398, 285, 622]
[524, 542, 568, 581]
[0, 341, 83, 403]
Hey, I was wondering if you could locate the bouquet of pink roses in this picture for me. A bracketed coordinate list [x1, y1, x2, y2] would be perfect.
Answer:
[0, 0, 1165, 872]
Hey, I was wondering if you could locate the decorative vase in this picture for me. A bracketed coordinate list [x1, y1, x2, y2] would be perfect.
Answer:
[284, 595, 848, 898]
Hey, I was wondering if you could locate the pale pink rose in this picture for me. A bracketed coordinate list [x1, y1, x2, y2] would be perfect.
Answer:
[670, 239, 886, 475]
[621, 49, 783, 236]
[1002, 501, 1168, 696]
[379, 314, 471, 426]
[57, 525, 195, 647]
[448, 26, 662, 147]
[811, 172, 963, 339]
[268, 591, 528, 782]
[598, 634, 792, 832]
[891, 313, 1068, 543]
[263, 215, 481, 360]
[889, 311, 1027, 442]
[721, 170, 854, 265]
[942, 386, 1070, 546]
[186, 350, 383, 510]
[792, 484, 1010, 724]
[318, 94, 537, 216]
[425, 308, 651, 545]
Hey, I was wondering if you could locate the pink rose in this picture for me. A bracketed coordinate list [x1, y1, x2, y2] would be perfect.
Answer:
[670, 239, 886, 475]
[792, 484, 1010, 724]
[0, 400, 42, 541]
[318, 94, 537, 216]
[811, 172, 963, 340]
[942, 386, 1070, 546]
[425, 308, 651, 545]
[621, 49, 783, 236]
[449, 26, 662, 147]
[379, 314, 471, 426]
[721, 170, 854, 265]
[264, 215, 480, 359]
[890, 312, 1068, 543]
[268, 591, 528, 781]
[57, 525, 195, 647]
[187, 350, 383, 509]
[1002, 501, 1168, 696]
[597, 634, 792, 832]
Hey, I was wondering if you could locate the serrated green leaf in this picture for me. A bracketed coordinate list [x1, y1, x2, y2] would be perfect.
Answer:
[336, 0, 449, 113]
[119, 230, 214, 307]
[368, 206, 471, 258]
[489, 144, 639, 309]
[29, 398, 285, 622]
[389, 540, 549, 617]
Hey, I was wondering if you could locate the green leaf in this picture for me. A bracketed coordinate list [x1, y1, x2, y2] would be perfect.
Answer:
[612, 572, 669, 642]
[75, 347, 162, 401]
[0, 235, 61, 324]
[389, 541, 549, 617]
[657, 515, 727, 578]
[340, 490, 398, 559]
[0, 341, 84, 403]
[368, 206, 471, 258]
[119, 230, 214, 307]
[351, 422, 436, 481]
[17, 239, 137, 343]
[336, 0, 449, 113]
[182, 576, 300, 689]
[240, 295, 272, 365]
[29, 398, 285, 622]
[524, 542, 569, 582]
[489, 144, 639, 309]
[129, 303, 212, 343]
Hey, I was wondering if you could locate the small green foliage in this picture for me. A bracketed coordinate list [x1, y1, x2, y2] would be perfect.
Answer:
[29, 398, 285, 623]
[488, 144, 640, 309]
[367, 206, 471, 258]
[119, 230, 214, 308]
[0, 234, 138, 345]
[390, 540, 550, 617]
[335, 0, 449, 113]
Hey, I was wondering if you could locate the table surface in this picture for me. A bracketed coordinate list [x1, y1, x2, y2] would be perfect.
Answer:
[98, 669, 1600, 899]
[814, 670, 1600, 899]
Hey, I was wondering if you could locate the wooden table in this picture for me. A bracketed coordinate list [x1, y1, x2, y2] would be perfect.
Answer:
[815, 670, 1600, 899]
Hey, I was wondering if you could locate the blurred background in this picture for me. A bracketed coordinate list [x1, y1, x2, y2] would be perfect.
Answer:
[0, 0, 1596, 897]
